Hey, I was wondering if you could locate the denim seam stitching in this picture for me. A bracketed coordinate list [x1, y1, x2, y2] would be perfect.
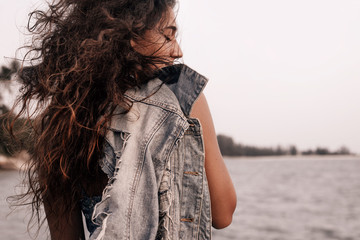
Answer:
[125, 108, 170, 239]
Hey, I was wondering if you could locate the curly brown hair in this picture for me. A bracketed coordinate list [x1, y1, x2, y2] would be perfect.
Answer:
[8, 0, 177, 235]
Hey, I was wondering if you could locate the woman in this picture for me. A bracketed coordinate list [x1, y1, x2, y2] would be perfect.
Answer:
[10, 0, 236, 239]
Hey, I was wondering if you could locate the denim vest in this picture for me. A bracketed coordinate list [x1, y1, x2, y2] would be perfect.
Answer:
[84, 64, 212, 239]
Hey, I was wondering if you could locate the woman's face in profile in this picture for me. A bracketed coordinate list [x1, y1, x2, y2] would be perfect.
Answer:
[131, 8, 183, 67]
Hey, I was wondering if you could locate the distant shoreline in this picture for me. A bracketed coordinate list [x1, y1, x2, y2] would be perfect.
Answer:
[224, 154, 360, 161]
[0, 151, 28, 170]
[1, 153, 359, 171]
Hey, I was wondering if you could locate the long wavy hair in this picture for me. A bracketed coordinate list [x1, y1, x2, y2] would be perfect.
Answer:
[8, 0, 177, 234]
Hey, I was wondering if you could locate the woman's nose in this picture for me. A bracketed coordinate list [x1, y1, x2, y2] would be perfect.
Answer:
[171, 40, 183, 59]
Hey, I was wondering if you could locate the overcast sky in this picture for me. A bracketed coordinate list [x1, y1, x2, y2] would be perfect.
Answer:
[1, 0, 359, 154]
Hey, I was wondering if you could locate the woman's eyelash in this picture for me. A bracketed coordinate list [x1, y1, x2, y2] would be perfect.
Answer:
[160, 27, 176, 41]
[163, 35, 172, 41]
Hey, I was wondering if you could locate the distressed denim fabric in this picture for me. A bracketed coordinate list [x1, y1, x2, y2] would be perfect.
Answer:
[84, 64, 212, 239]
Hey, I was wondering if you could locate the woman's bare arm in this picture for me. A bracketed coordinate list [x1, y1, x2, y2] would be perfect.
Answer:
[44, 199, 85, 240]
[190, 93, 237, 229]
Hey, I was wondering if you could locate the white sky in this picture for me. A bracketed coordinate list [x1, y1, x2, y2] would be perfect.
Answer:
[1, 0, 360, 154]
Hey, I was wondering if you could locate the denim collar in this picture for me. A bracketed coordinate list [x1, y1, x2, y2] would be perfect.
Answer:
[125, 64, 208, 117]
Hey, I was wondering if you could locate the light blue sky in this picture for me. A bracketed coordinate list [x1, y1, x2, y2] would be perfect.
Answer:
[1, 0, 360, 153]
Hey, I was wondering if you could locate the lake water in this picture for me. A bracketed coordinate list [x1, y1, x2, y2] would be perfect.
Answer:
[1, 155, 360, 240]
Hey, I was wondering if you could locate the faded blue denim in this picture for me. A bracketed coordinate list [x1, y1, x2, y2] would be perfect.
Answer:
[84, 64, 212, 239]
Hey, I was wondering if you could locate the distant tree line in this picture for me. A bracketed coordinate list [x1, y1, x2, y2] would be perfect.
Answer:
[217, 134, 353, 157]
[301, 146, 351, 156]
[0, 60, 19, 115]
[0, 60, 30, 156]
[0, 60, 19, 80]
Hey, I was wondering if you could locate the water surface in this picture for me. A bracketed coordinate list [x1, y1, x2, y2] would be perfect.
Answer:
[1, 155, 359, 240]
